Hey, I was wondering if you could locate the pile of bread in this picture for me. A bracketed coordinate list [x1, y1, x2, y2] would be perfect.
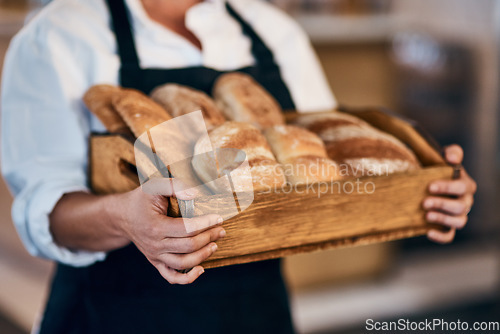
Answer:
[84, 72, 419, 194]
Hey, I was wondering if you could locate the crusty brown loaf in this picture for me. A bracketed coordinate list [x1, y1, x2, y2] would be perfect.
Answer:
[112, 88, 196, 190]
[83, 84, 133, 136]
[263, 125, 342, 185]
[86, 86, 210, 197]
[192, 121, 286, 193]
[212, 72, 285, 130]
[150, 84, 226, 130]
[293, 111, 420, 177]
[112, 88, 172, 137]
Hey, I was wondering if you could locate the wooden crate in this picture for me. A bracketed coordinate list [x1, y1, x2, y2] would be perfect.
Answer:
[89, 109, 452, 269]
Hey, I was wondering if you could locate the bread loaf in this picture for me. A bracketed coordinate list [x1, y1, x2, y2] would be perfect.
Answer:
[83, 84, 133, 136]
[213, 72, 285, 130]
[150, 84, 226, 130]
[293, 112, 420, 177]
[112, 88, 172, 137]
[86, 86, 211, 199]
[263, 125, 342, 185]
[192, 122, 286, 193]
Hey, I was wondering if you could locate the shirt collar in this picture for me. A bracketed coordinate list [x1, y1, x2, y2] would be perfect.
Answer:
[124, 0, 225, 31]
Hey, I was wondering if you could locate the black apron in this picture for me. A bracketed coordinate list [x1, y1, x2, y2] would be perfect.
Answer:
[39, 1, 296, 333]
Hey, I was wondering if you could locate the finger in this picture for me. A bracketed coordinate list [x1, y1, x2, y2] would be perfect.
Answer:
[426, 211, 468, 229]
[159, 242, 218, 270]
[466, 173, 478, 194]
[162, 227, 226, 254]
[160, 214, 223, 237]
[422, 196, 470, 216]
[141, 177, 199, 199]
[427, 228, 456, 244]
[156, 263, 205, 285]
[428, 179, 468, 196]
[444, 144, 463, 165]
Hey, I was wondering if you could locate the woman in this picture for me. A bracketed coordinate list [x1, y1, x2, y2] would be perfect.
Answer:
[1, 0, 476, 333]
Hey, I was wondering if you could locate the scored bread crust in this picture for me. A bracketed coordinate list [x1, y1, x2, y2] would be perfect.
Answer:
[83, 84, 133, 136]
[193, 121, 286, 193]
[263, 125, 342, 185]
[150, 84, 226, 130]
[293, 111, 420, 177]
[112, 88, 172, 137]
[213, 72, 285, 130]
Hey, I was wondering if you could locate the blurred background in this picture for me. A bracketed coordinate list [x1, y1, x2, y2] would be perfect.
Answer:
[0, 0, 499, 333]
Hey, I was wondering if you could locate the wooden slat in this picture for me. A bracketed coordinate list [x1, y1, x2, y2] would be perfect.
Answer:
[203, 226, 430, 269]
[199, 166, 452, 267]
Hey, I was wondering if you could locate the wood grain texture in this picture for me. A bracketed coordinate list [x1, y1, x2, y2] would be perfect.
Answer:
[199, 166, 452, 267]
[203, 226, 431, 269]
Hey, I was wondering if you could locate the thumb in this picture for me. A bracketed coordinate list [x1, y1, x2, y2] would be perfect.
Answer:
[444, 144, 464, 165]
[141, 178, 199, 199]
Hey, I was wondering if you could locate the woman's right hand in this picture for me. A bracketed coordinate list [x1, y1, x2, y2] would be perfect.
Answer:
[113, 178, 225, 284]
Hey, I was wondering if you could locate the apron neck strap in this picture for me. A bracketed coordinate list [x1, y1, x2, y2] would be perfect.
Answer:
[106, 0, 140, 69]
[225, 3, 277, 69]
[105, 0, 278, 70]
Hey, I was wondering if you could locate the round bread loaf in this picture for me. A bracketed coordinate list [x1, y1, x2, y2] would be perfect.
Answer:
[192, 122, 286, 193]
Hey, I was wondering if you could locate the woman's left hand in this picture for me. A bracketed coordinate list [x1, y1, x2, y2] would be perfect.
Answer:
[422, 144, 477, 244]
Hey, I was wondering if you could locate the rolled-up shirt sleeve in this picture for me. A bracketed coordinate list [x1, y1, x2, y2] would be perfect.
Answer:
[1, 19, 107, 266]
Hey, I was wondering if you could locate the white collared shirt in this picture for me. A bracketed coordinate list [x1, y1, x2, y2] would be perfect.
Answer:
[1, 0, 336, 266]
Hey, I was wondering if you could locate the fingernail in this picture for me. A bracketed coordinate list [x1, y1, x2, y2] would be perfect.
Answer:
[428, 212, 437, 221]
[429, 184, 439, 193]
[199, 268, 205, 275]
[428, 230, 439, 239]
[211, 244, 218, 252]
[423, 199, 433, 209]
[217, 217, 223, 224]
[448, 153, 458, 162]
[184, 188, 196, 197]
[219, 229, 226, 238]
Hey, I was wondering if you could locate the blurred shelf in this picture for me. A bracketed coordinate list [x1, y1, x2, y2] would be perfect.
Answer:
[295, 14, 395, 44]
[0, 180, 52, 333]
[0, 8, 27, 36]
[290, 243, 499, 333]
[0, 247, 52, 333]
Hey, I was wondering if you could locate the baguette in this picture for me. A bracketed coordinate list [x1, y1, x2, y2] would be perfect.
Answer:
[213, 72, 285, 130]
[192, 121, 286, 193]
[263, 125, 342, 185]
[293, 111, 420, 177]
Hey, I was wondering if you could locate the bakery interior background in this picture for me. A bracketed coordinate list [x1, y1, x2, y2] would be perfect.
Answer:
[0, 0, 498, 333]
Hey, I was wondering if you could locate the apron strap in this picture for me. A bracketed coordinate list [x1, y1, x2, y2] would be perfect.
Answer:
[225, 3, 278, 70]
[105, 0, 140, 70]
[105, 0, 280, 71]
